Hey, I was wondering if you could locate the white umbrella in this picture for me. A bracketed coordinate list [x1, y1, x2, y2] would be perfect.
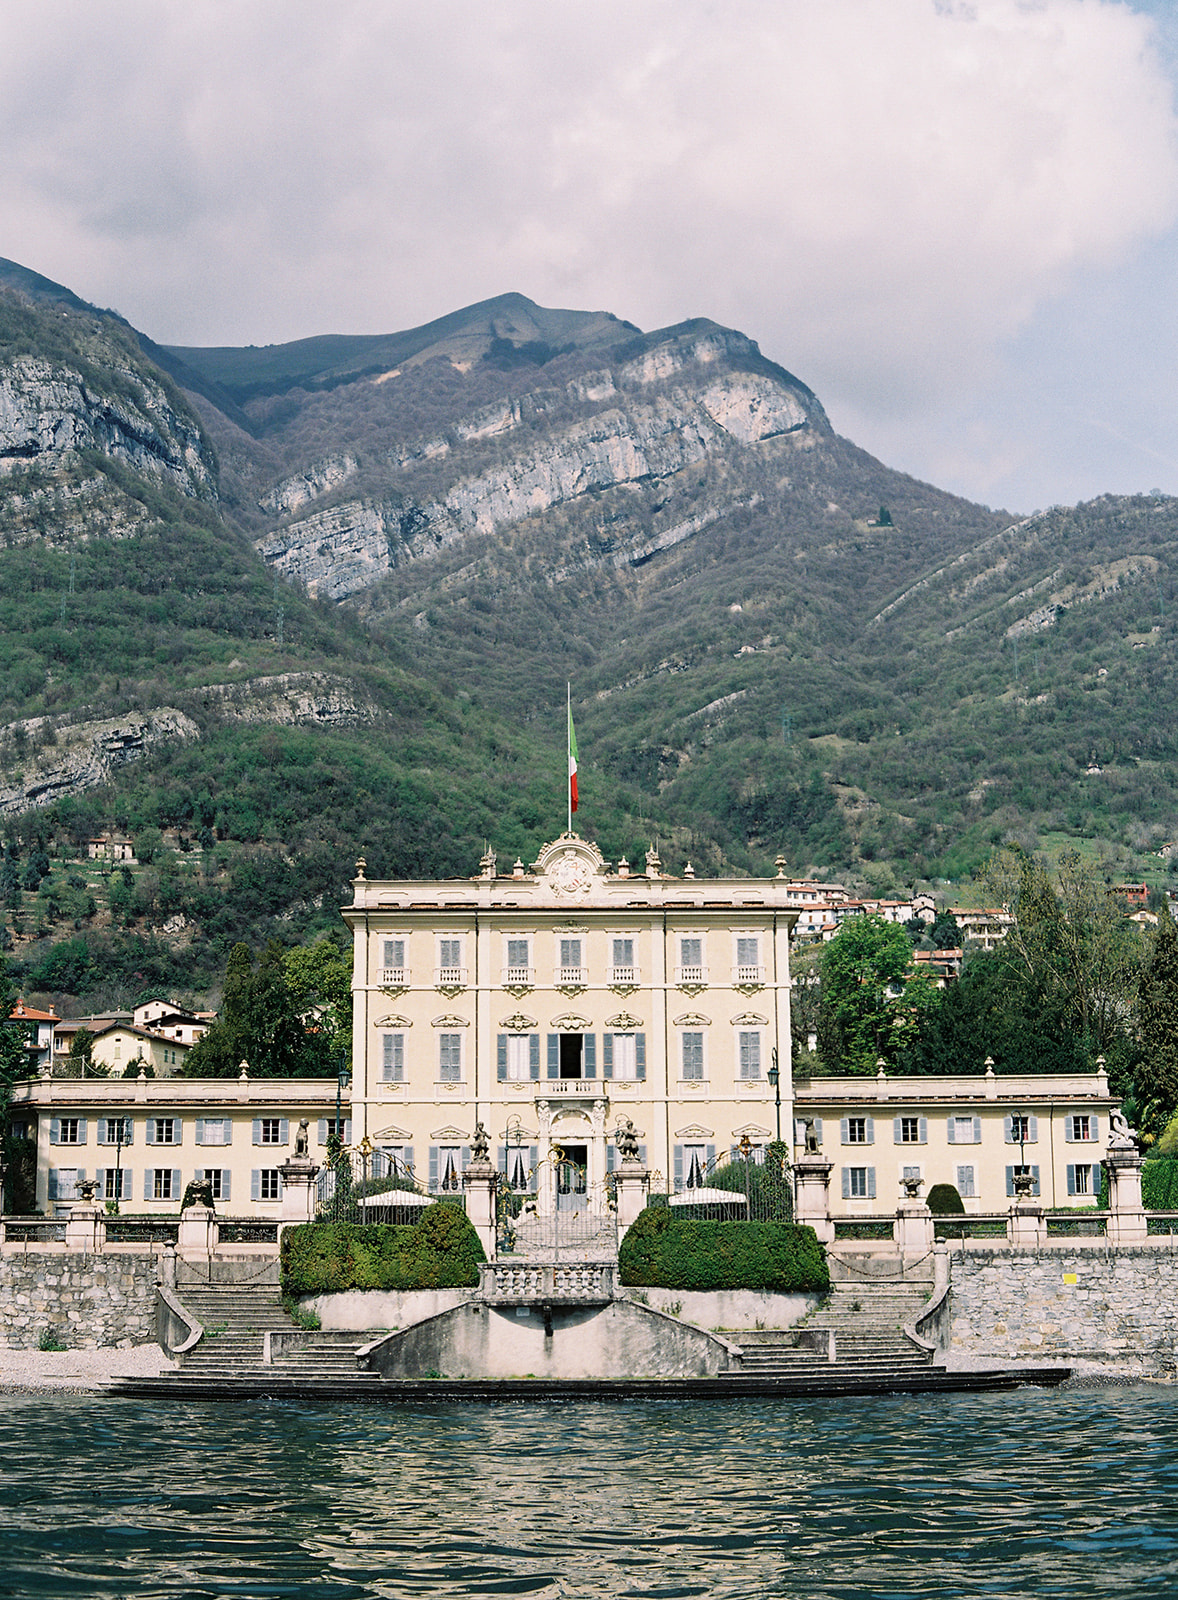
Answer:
[669, 1187, 748, 1206]
[359, 1189, 433, 1208]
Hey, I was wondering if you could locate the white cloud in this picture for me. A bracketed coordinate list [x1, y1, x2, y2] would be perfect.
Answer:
[0, 0, 1175, 506]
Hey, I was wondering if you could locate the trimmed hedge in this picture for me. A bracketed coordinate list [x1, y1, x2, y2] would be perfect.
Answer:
[1143, 1158, 1178, 1211]
[617, 1206, 829, 1293]
[280, 1204, 485, 1295]
[927, 1184, 965, 1215]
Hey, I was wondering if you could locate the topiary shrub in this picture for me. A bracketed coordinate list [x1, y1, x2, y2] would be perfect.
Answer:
[280, 1204, 485, 1295]
[617, 1206, 829, 1293]
[927, 1183, 965, 1215]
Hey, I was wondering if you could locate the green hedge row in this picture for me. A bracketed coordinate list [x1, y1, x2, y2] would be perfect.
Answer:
[280, 1204, 485, 1295]
[617, 1206, 829, 1293]
[1143, 1158, 1178, 1211]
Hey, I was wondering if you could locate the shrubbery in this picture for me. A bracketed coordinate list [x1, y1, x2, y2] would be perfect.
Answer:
[927, 1184, 965, 1215]
[280, 1203, 485, 1295]
[1142, 1158, 1178, 1210]
[617, 1206, 828, 1292]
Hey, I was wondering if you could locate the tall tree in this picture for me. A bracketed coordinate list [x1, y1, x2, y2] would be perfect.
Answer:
[1134, 903, 1178, 1137]
[181, 941, 338, 1079]
[816, 914, 932, 1072]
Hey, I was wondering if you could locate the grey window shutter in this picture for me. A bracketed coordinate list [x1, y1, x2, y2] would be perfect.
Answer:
[1028, 1115, 1038, 1143]
[49, 1118, 60, 1145]
[279, 1119, 289, 1145]
[638, 1144, 647, 1166]
[222, 1171, 231, 1204]
[547, 1035, 559, 1079]
[276, 1171, 284, 1199]
[841, 1167, 851, 1200]
[252, 1119, 262, 1146]
[1004, 1115, 1013, 1143]
[429, 1147, 438, 1190]
[195, 1118, 205, 1146]
[794, 1119, 805, 1146]
[919, 1117, 927, 1144]
[706, 1144, 715, 1170]
[172, 1168, 181, 1196]
[404, 1145, 414, 1179]
[251, 1170, 260, 1202]
[144, 1171, 153, 1201]
[840, 1117, 849, 1145]
[1006, 1165, 1014, 1197]
[973, 1117, 981, 1144]
[1067, 1164, 1076, 1196]
[222, 1119, 231, 1146]
[194, 1167, 204, 1183]
[673, 1145, 684, 1190]
[947, 1118, 956, 1144]
[636, 1034, 646, 1080]
[1092, 1117, 1100, 1143]
[607, 1145, 616, 1173]
[497, 1145, 507, 1175]
[867, 1168, 876, 1200]
[1064, 1118, 1074, 1143]
[814, 1118, 822, 1143]
[528, 1146, 539, 1191]
[602, 1034, 613, 1078]
[1032, 1165, 1040, 1197]
[461, 1146, 471, 1172]
[893, 1117, 903, 1143]
[95, 1167, 106, 1192]
[497, 1035, 508, 1081]
[529, 1035, 540, 1079]
[77, 1118, 88, 1143]
[1093, 1162, 1103, 1198]
[317, 1119, 327, 1145]
[865, 1117, 875, 1145]
[583, 1034, 596, 1078]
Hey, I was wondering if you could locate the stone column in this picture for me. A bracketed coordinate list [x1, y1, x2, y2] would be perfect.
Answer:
[894, 1200, 934, 1257]
[793, 1157, 834, 1245]
[1106, 1149, 1148, 1246]
[177, 1204, 215, 1260]
[614, 1159, 650, 1243]
[64, 1202, 105, 1254]
[463, 1159, 497, 1260]
[1007, 1202, 1045, 1248]
[278, 1157, 321, 1224]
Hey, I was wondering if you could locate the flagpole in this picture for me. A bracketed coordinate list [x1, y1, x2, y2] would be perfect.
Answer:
[567, 682, 572, 835]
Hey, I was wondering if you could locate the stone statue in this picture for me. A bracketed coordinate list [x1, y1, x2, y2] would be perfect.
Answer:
[181, 1176, 215, 1212]
[294, 1118, 310, 1158]
[1108, 1106, 1138, 1151]
[471, 1120, 490, 1163]
[615, 1117, 640, 1162]
[803, 1116, 820, 1155]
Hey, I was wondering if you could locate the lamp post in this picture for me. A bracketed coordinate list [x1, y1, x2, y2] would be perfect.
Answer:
[335, 1067, 351, 1143]
[767, 1049, 782, 1144]
[113, 1116, 125, 1215]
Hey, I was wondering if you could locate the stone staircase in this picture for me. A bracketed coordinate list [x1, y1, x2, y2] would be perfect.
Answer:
[727, 1280, 934, 1381]
[159, 1284, 383, 1392]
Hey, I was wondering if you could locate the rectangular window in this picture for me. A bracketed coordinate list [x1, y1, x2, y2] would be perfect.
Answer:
[204, 1170, 228, 1202]
[48, 1168, 79, 1203]
[58, 1117, 82, 1145]
[102, 1168, 132, 1202]
[259, 1118, 282, 1145]
[506, 1035, 533, 1082]
[956, 1165, 976, 1198]
[504, 938, 531, 983]
[152, 1168, 175, 1201]
[611, 1034, 638, 1081]
[1006, 1163, 1041, 1198]
[903, 1164, 922, 1183]
[150, 1118, 177, 1145]
[434, 1145, 464, 1193]
[439, 1033, 462, 1082]
[98, 1117, 133, 1146]
[1072, 1163, 1092, 1195]
[437, 939, 464, 983]
[381, 1033, 405, 1083]
[559, 938, 583, 981]
[848, 1167, 870, 1198]
[738, 1031, 761, 1080]
[1010, 1115, 1033, 1144]
[381, 939, 406, 982]
[847, 1117, 868, 1144]
[259, 1169, 281, 1201]
[681, 1143, 709, 1188]
[611, 938, 635, 981]
[950, 1116, 981, 1145]
[736, 937, 760, 981]
[681, 1032, 704, 1081]
[899, 1117, 921, 1144]
[1071, 1115, 1092, 1142]
[679, 938, 704, 983]
[196, 1118, 230, 1146]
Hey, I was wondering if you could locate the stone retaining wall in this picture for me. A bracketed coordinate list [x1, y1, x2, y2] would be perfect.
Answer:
[949, 1245, 1178, 1376]
[0, 1253, 158, 1349]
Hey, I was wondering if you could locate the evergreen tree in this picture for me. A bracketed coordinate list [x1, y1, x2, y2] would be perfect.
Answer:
[817, 914, 932, 1072]
[1134, 903, 1178, 1137]
[181, 940, 338, 1078]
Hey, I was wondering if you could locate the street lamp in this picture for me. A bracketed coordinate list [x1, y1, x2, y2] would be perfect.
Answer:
[335, 1067, 351, 1142]
[113, 1116, 125, 1215]
[767, 1049, 782, 1144]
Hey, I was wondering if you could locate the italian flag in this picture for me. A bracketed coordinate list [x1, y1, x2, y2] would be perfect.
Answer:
[568, 702, 579, 814]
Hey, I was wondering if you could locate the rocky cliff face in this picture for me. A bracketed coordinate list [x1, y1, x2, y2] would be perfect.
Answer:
[253, 326, 825, 600]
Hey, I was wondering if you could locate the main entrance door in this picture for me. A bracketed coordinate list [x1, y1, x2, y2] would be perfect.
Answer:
[555, 1143, 588, 1212]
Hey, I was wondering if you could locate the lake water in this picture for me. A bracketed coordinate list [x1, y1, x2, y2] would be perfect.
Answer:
[0, 1384, 1174, 1598]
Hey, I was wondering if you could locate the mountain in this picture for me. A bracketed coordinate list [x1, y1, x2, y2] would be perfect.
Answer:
[1, 256, 1175, 1008]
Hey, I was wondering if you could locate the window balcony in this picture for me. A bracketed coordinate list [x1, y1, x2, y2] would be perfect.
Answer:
[558, 966, 586, 986]
[380, 966, 407, 986]
[609, 966, 638, 985]
[675, 965, 708, 987]
[502, 966, 534, 987]
[735, 964, 764, 985]
[435, 966, 468, 989]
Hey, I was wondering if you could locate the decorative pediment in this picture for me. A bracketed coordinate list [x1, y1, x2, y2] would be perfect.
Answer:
[732, 1011, 769, 1027]
[373, 1124, 412, 1141]
[499, 1012, 538, 1031]
[672, 1012, 711, 1027]
[431, 1125, 468, 1141]
[431, 1013, 471, 1028]
[674, 1123, 715, 1139]
[375, 1014, 412, 1029]
[605, 1012, 644, 1030]
[733, 1123, 772, 1139]
[531, 834, 607, 899]
[549, 1012, 591, 1031]
[552, 922, 589, 935]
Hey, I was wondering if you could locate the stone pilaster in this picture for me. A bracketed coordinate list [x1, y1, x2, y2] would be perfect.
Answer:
[614, 1159, 650, 1242]
[894, 1200, 934, 1257]
[278, 1157, 320, 1224]
[1007, 1202, 1045, 1248]
[1106, 1149, 1148, 1246]
[793, 1157, 834, 1245]
[463, 1159, 497, 1260]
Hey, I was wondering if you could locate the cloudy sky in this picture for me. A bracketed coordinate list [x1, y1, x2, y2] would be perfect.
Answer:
[2, 0, 1176, 512]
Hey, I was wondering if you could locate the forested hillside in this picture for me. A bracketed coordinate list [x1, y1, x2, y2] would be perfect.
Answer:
[1, 255, 1177, 1012]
